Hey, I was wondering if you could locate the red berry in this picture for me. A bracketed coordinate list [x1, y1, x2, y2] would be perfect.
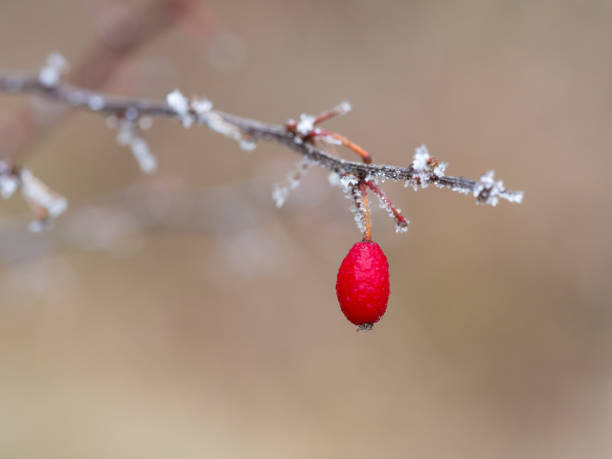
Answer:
[336, 241, 390, 328]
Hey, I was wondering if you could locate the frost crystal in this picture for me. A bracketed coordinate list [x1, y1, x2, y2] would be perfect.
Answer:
[337, 100, 352, 115]
[0, 175, 18, 199]
[167, 89, 189, 115]
[473, 170, 506, 206]
[272, 185, 290, 208]
[346, 185, 366, 233]
[412, 144, 430, 171]
[395, 220, 409, 233]
[329, 173, 368, 233]
[192, 98, 213, 115]
[296, 114, 315, 136]
[501, 190, 524, 204]
[239, 139, 256, 151]
[320, 135, 343, 146]
[451, 185, 470, 195]
[406, 144, 434, 190]
[272, 159, 310, 208]
[433, 162, 448, 177]
[166, 89, 194, 128]
[87, 95, 105, 111]
[328, 172, 342, 187]
[38, 52, 68, 87]
[0, 161, 18, 199]
[339, 174, 358, 191]
[201, 111, 255, 151]
[20, 169, 67, 220]
[116, 121, 157, 173]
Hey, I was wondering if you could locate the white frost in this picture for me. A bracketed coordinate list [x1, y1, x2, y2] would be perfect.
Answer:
[406, 144, 434, 190]
[271, 159, 310, 208]
[296, 114, 315, 136]
[500, 189, 524, 204]
[87, 95, 105, 111]
[192, 98, 213, 115]
[38, 52, 68, 87]
[0, 161, 18, 199]
[433, 161, 448, 177]
[412, 144, 431, 171]
[337, 100, 352, 115]
[166, 89, 194, 128]
[201, 111, 256, 151]
[328, 172, 342, 187]
[20, 169, 68, 218]
[339, 174, 358, 191]
[473, 170, 516, 206]
[346, 186, 366, 233]
[272, 185, 290, 208]
[116, 121, 157, 173]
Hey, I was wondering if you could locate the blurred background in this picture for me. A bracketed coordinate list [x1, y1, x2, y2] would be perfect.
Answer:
[1, 0, 611, 458]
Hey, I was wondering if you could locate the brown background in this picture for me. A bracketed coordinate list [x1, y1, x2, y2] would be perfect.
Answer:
[1, 1, 611, 458]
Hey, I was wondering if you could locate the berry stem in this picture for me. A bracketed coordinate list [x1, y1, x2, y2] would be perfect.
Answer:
[359, 181, 372, 241]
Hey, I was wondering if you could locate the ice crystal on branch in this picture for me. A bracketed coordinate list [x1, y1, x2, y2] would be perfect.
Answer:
[87, 94, 105, 111]
[336, 100, 352, 116]
[38, 53, 68, 87]
[405, 144, 433, 190]
[473, 170, 524, 206]
[328, 171, 343, 187]
[412, 144, 431, 171]
[433, 162, 448, 178]
[166, 89, 194, 128]
[0, 161, 18, 198]
[347, 185, 367, 234]
[1, 160, 67, 231]
[165, 89, 254, 150]
[20, 169, 67, 231]
[296, 114, 316, 136]
[328, 172, 367, 234]
[20, 170, 67, 217]
[272, 158, 311, 208]
[192, 98, 213, 115]
[202, 111, 256, 151]
[116, 120, 157, 173]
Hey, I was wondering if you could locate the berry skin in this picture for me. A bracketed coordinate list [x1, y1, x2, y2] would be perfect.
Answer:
[336, 241, 390, 328]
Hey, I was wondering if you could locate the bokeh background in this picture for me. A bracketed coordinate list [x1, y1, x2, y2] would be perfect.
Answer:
[1, 1, 611, 458]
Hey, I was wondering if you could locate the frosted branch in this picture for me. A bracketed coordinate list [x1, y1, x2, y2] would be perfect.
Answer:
[0, 58, 523, 231]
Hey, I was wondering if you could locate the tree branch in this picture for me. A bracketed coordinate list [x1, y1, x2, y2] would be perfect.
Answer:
[0, 64, 523, 231]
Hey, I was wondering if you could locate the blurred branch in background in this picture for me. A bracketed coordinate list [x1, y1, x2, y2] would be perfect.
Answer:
[0, 0, 216, 166]
[0, 178, 263, 264]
